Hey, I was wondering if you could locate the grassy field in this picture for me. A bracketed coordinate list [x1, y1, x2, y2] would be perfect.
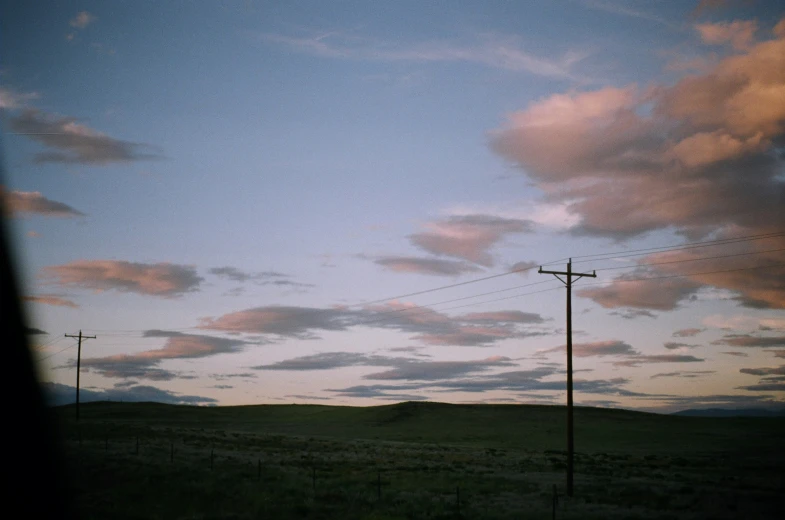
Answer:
[54, 401, 784, 519]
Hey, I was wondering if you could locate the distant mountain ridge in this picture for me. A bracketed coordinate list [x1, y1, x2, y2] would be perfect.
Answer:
[672, 407, 785, 417]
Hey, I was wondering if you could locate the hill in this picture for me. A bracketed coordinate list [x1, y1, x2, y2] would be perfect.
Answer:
[55, 400, 784, 454]
[53, 400, 785, 520]
[672, 407, 785, 418]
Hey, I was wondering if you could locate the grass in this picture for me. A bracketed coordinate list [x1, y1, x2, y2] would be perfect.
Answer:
[54, 401, 785, 519]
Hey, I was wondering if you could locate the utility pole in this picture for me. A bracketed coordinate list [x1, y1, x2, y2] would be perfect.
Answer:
[538, 259, 596, 497]
[65, 330, 96, 421]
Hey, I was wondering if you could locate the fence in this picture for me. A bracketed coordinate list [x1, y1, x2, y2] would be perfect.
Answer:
[68, 428, 571, 519]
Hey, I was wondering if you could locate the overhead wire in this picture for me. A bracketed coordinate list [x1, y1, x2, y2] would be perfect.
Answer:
[46, 230, 785, 339]
[33, 334, 65, 350]
[567, 231, 785, 266]
[68, 258, 785, 338]
[356, 262, 546, 306]
[590, 247, 785, 272]
[64, 258, 783, 341]
[574, 262, 785, 288]
[36, 338, 76, 362]
[350, 280, 562, 328]
[342, 261, 785, 329]
[359, 230, 784, 307]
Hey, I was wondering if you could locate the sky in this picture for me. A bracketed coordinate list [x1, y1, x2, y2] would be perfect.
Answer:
[2, 0, 784, 412]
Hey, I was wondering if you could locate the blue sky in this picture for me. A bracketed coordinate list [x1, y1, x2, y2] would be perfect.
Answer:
[2, 1, 784, 411]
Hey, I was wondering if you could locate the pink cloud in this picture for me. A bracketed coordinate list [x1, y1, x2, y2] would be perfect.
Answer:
[69, 11, 96, 29]
[23, 294, 79, 308]
[200, 306, 355, 337]
[664, 342, 699, 350]
[491, 19, 785, 310]
[489, 19, 785, 248]
[540, 340, 637, 357]
[374, 256, 481, 276]
[673, 328, 704, 337]
[713, 334, 785, 348]
[613, 354, 704, 367]
[579, 229, 785, 310]
[669, 130, 765, 168]
[77, 331, 249, 380]
[3, 190, 85, 218]
[363, 356, 516, 381]
[416, 325, 517, 346]
[740, 365, 785, 376]
[10, 109, 160, 164]
[459, 310, 545, 324]
[491, 86, 645, 184]
[42, 260, 203, 297]
[201, 302, 547, 347]
[578, 277, 702, 311]
[409, 214, 533, 267]
[540, 339, 705, 367]
[696, 20, 757, 50]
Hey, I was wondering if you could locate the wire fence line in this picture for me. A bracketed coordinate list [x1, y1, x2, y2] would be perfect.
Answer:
[67, 428, 579, 518]
[62, 420, 785, 520]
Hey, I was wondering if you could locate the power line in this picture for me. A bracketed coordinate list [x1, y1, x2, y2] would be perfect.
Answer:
[576, 262, 785, 288]
[53, 232, 785, 338]
[36, 339, 74, 362]
[357, 262, 545, 306]
[35, 334, 66, 350]
[351, 282, 562, 328]
[414, 279, 556, 309]
[77, 327, 201, 337]
[63, 260, 785, 337]
[128, 258, 776, 337]
[591, 247, 785, 272]
[28, 261, 784, 380]
[430, 286, 562, 313]
[361, 230, 784, 308]
[567, 231, 785, 266]
[350, 261, 785, 328]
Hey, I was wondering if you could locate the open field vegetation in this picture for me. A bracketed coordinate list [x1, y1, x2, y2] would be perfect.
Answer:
[55, 401, 784, 519]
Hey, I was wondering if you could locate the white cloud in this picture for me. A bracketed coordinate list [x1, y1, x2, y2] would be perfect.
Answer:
[0, 87, 38, 109]
[261, 31, 586, 78]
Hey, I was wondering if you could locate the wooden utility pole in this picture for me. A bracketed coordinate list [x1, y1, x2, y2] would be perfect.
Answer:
[538, 260, 596, 497]
[65, 330, 96, 421]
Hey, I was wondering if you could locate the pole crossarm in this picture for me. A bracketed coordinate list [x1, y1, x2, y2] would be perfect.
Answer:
[537, 259, 596, 498]
[538, 268, 597, 281]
